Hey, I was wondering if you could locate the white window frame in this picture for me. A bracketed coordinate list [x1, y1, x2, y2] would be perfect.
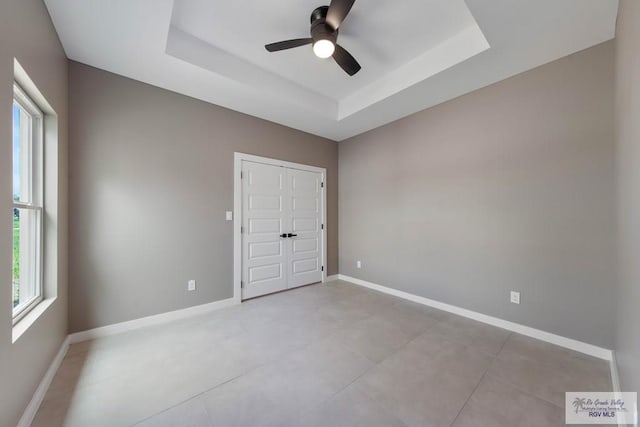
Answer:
[12, 82, 44, 324]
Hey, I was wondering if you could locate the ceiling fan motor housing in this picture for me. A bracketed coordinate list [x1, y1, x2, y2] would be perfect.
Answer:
[310, 6, 337, 45]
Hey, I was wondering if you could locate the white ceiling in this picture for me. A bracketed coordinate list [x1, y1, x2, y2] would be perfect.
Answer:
[44, 0, 618, 141]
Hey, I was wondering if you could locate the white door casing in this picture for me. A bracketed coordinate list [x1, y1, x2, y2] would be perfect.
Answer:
[234, 153, 327, 301]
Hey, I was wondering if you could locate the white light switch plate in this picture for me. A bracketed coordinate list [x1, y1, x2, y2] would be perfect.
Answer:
[188, 280, 196, 291]
[226, 211, 233, 221]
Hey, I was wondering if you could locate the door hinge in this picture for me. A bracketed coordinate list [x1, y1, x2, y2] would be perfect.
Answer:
[241, 281, 244, 288]
[321, 224, 324, 230]
[321, 266, 324, 272]
[241, 226, 244, 234]
[321, 182, 324, 188]
[240, 171, 243, 179]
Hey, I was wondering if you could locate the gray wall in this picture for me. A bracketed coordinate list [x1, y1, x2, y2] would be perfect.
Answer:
[614, 0, 640, 399]
[339, 42, 616, 349]
[68, 62, 338, 333]
[0, 1, 69, 426]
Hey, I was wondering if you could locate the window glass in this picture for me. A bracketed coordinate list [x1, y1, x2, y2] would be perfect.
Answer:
[12, 85, 43, 321]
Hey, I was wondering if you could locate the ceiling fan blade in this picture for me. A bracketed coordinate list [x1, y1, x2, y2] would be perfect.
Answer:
[333, 44, 361, 76]
[326, 0, 356, 30]
[265, 38, 313, 52]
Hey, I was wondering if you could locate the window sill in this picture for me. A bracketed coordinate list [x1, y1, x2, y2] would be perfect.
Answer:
[12, 297, 57, 344]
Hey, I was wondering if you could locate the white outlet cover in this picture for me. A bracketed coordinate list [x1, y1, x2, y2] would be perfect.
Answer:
[510, 291, 520, 304]
[188, 280, 196, 291]
[225, 211, 233, 221]
[356, 261, 362, 269]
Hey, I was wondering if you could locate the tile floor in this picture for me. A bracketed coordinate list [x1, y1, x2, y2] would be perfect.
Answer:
[31, 280, 611, 427]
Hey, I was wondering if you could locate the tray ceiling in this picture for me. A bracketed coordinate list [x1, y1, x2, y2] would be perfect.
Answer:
[44, 0, 618, 141]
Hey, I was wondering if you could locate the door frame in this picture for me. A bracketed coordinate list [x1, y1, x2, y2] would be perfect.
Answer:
[233, 152, 328, 302]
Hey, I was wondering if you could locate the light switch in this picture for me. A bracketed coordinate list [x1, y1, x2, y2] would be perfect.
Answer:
[226, 211, 233, 221]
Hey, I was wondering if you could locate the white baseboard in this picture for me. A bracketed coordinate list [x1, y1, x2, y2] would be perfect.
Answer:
[16, 336, 70, 427]
[337, 274, 613, 361]
[610, 351, 621, 394]
[69, 297, 238, 344]
[609, 352, 626, 426]
[609, 353, 638, 427]
[324, 274, 340, 282]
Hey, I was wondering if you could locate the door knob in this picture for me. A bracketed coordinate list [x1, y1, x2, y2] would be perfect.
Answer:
[287, 233, 298, 238]
[280, 233, 287, 238]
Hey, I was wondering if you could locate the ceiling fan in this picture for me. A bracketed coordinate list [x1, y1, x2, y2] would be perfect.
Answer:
[264, 0, 361, 76]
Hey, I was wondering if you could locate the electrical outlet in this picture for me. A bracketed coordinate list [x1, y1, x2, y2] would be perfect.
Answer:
[188, 280, 196, 291]
[225, 211, 233, 221]
[356, 260, 362, 269]
[510, 291, 520, 304]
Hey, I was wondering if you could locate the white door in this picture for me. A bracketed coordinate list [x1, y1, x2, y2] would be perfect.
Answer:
[242, 160, 323, 299]
[241, 162, 288, 299]
[287, 168, 323, 288]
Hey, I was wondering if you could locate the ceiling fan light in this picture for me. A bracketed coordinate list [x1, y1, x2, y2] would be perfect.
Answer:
[313, 39, 335, 59]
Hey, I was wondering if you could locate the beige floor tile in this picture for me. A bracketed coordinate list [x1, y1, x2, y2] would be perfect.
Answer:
[218, 320, 315, 366]
[37, 338, 256, 427]
[44, 335, 184, 401]
[283, 308, 348, 340]
[280, 336, 375, 391]
[385, 331, 494, 382]
[134, 398, 213, 427]
[498, 334, 611, 385]
[322, 280, 366, 297]
[32, 282, 611, 427]
[452, 376, 565, 427]
[175, 310, 248, 344]
[296, 385, 408, 427]
[271, 283, 349, 308]
[332, 315, 415, 362]
[429, 315, 511, 355]
[354, 352, 484, 427]
[35, 375, 183, 427]
[391, 298, 449, 320]
[488, 350, 612, 408]
[278, 281, 363, 307]
[44, 351, 95, 398]
[31, 393, 73, 427]
[314, 296, 373, 324]
[154, 341, 260, 398]
[222, 300, 310, 332]
[375, 303, 441, 338]
[344, 290, 398, 313]
[201, 360, 336, 427]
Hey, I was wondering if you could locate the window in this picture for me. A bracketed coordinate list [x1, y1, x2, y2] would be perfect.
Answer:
[12, 83, 44, 323]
